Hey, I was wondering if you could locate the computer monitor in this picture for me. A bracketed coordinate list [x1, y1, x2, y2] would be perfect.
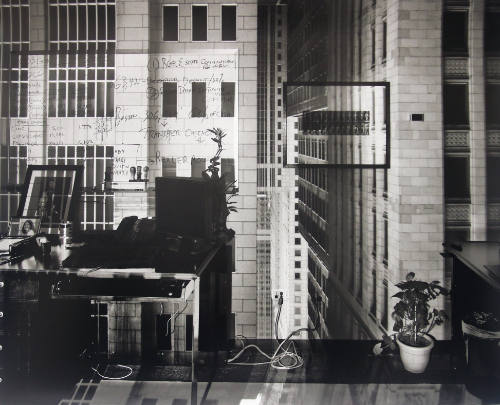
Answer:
[155, 177, 215, 240]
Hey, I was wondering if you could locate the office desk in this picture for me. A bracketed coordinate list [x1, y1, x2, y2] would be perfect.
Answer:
[0, 236, 234, 403]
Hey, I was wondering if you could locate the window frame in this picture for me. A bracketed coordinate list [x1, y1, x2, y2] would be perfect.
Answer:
[444, 154, 471, 203]
[162, 4, 179, 42]
[443, 10, 469, 56]
[443, 82, 470, 129]
[191, 4, 208, 42]
[191, 81, 206, 117]
[162, 81, 178, 118]
[221, 4, 237, 42]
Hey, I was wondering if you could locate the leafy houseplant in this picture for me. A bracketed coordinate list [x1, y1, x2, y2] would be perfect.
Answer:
[202, 128, 237, 240]
[391, 272, 450, 373]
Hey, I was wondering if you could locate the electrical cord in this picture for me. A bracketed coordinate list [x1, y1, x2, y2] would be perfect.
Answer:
[80, 349, 133, 380]
[91, 364, 133, 380]
[160, 301, 189, 338]
[227, 294, 321, 370]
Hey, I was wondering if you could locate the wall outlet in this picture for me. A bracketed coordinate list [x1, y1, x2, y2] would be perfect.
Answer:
[272, 289, 285, 304]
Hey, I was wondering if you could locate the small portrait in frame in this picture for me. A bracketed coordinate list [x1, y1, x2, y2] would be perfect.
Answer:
[17, 217, 41, 236]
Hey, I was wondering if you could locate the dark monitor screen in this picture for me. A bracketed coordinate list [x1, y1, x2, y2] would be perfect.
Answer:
[155, 177, 215, 239]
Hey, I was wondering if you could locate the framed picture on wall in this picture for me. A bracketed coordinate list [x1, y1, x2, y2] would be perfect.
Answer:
[16, 165, 83, 232]
[9, 216, 42, 236]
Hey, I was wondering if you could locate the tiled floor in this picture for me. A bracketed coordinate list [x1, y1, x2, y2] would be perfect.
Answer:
[84, 381, 486, 405]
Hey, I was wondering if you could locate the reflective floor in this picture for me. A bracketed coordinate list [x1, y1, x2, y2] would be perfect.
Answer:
[54, 380, 489, 405]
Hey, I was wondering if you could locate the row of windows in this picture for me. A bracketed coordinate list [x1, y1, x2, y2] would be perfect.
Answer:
[297, 167, 328, 191]
[443, 10, 500, 55]
[163, 4, 236, 42]
[162, 81, 235, 118]
[443, 83, 500, 128]
[298, 184, 328, 221]
[0, 2, 29, 117]
[48, 2, 115, 118]
[298, 136, 328, 161]
[298, 204, 328, 253]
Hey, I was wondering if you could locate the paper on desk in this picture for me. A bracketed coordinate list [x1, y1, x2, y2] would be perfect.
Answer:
[0, 237, 26, 253]
[78, 268, 159, 278]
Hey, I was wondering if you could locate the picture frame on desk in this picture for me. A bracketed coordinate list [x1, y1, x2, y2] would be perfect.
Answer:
[17, 165, 83, 233]
[9, 216, 41, 236]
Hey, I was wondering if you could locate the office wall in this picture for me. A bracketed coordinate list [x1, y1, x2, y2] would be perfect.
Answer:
[0, 0, 258, 347]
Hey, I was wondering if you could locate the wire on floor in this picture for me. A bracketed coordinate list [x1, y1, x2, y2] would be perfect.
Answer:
[91, 364, 133, 380]
[227, 296, 320, 370]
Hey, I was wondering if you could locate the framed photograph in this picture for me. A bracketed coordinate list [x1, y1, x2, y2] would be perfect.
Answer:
[8, 216, 41, 237]
[17, 165, 83, 232]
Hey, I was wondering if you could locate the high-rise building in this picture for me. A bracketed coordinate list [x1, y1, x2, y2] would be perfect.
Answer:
[288, 0, 499, 340]
[256, 2, 307, 339]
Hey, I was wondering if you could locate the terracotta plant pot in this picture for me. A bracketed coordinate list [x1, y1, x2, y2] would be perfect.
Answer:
[396, 334, 434, 373]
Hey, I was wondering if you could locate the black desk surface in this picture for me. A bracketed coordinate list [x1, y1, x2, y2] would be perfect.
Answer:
[0, 236, 228, 279]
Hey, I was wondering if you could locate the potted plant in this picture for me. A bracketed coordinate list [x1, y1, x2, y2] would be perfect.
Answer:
[202, 128, 237, 241]
[391, 272, 450, 373]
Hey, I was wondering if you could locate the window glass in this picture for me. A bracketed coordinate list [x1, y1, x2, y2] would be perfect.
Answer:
[443, 84, 469, 126]
[221, 5, 236, 41]
[444, 156, 470, 200]
[192, 82, 206, 117]
[163, 6, 178, 41]
[163, 82, 177, 117]
[485, 12, 500, 53]
[192, 5, 207, 41]
[443, 11, 468, 54]
[221, 82, 235, 117]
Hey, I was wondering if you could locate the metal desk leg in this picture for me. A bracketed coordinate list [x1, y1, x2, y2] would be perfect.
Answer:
[191, 276, 200, 405]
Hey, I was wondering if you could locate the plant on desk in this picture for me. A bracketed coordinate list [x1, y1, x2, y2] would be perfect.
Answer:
[202, 128, 237, 241]
[379, 272, 450, 373]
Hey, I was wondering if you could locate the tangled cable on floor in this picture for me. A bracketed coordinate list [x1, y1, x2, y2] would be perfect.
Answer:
[227, 296, 320, 370]
[91, 364, 133, 380]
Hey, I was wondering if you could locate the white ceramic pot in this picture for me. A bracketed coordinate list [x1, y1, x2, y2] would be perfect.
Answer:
[396, 334, 434, 373]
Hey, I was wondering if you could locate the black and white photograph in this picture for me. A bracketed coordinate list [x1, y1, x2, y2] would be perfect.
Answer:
[0, 0, 499, 404]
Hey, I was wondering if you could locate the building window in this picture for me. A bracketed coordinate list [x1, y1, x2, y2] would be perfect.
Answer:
[383, 213, 388, 265]
[294, 307, 301, 315]
[295, 238, 301, 245]
[192, 82, 206, 117]
[221, 82, 235, 117]
[294, 296, 301, 303]
[382, 279, 388, 329]
[294, 284, 301, 292]
[443, 11, 468, 55]
[48, 1, 116, 118]
[485, 12, 500, 54]
[221, 5, 236, 41]
[163, 5, 179, 41]
[372, 208, 377, 258]
[370, 269, 377, 316]
[295, 272, 300, 280]
[382, 19, 387, 61]
[371, 24, 376, 67]
[486, 84, 500, 128]
[443, 83, 469, 127]
[162, 82, 177, 117]
[47, 145, 115, 230]
[192, 5, 207, 42]
[444, 156, 470, 202]
[294, 261, 301, 268]
[1, 1, 29, 117]
[487, 156, 500, 201]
